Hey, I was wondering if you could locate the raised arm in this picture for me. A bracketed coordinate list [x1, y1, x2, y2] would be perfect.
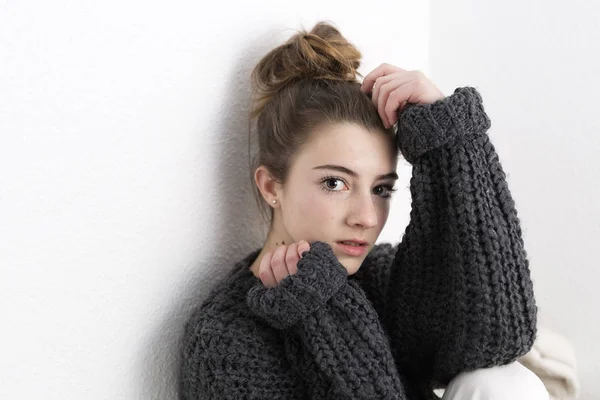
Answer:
[247, 241, 410, 400]
[354, 87, 538, 394]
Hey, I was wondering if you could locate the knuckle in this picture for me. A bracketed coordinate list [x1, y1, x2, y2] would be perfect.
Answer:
[285, 245, 299, 263]
[274, 244, 286, 257]
[285, 247, 298, 262]
[386, 91, 396, 105]
[270, 255, 283, 269]
[389, 96, 399, 111]
[285, 252, 296, 264]
[259, 253, 271, 271]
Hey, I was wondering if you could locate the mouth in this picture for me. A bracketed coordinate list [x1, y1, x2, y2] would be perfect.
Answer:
[334, 240, 369, 257]
[337, 239, 368, 246]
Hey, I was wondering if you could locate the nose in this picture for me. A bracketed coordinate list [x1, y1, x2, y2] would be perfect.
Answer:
[346, 192, 378, 229]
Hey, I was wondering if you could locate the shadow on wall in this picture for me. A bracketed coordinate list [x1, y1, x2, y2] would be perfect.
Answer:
[135, 28, 286, 400]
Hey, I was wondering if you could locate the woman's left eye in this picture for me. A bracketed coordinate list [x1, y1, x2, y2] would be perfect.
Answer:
[373, 185, 397, 198]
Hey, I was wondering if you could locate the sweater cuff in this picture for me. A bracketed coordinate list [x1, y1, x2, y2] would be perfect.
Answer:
[396, 86, 492, 164]
[246, 241, 348, 330]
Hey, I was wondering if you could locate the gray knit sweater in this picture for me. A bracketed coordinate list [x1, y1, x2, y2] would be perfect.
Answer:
[179, 87, 538, 400]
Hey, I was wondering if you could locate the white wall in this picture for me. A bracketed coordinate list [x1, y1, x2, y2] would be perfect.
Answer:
[0, 2, 429, 399]
[430, 1, 600, 398]
[7, 1, 594, 398]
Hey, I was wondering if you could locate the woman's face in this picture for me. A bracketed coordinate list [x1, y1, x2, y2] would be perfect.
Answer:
[277, 122, 399, 275]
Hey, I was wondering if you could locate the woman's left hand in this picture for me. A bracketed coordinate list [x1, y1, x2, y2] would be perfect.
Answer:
[360, 63, 446, 129]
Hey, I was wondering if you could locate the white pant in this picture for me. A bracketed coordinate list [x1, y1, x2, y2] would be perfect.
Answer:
[436, 361, 549, 400]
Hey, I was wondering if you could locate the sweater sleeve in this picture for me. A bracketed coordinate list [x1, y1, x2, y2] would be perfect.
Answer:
[179, 307, 308, 400]
[354, 87, 538, 392]
[246, 241, 410, 400]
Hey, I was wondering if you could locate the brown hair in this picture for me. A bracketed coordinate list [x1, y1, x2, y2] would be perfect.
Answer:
[248, 20, 399, 224]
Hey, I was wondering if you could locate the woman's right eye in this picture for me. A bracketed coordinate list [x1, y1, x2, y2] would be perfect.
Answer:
[320, 177, 347, 193]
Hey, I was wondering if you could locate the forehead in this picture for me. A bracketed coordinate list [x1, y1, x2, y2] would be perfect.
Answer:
[294, 123, 397, 175]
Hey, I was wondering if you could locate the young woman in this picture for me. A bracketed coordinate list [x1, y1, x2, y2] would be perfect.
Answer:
[179, 21, 549, 400]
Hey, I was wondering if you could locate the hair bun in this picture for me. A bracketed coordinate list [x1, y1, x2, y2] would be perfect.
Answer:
[250, 21, 362, 118]
[295, 21, 362, 82]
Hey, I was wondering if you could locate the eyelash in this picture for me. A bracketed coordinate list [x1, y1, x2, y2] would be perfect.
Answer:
[319, 176, 398, 198]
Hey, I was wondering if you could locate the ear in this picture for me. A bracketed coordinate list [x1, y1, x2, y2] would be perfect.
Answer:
[254, 165, 280, 207]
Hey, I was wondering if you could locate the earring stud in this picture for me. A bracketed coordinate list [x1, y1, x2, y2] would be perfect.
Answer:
[272, 200, 277, 204]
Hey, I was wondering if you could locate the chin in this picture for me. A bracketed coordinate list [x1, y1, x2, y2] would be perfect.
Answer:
[338, 258, 362, 276]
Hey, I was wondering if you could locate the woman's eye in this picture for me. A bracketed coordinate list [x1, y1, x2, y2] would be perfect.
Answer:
[373, 185, 396, 198]
[373, 186, 386, 196]
[320, 178, 396, 197]
[323, 178, 346, 191]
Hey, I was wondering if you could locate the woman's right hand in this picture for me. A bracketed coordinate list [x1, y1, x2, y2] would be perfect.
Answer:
[259, 240, 311, 288]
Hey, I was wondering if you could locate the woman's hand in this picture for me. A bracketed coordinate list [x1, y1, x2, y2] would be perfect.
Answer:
[259, 240, 311, 288]
[360, 63, 446, 129]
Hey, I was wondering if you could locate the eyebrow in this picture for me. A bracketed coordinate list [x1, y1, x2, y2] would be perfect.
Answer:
[312, 164, 399, 180]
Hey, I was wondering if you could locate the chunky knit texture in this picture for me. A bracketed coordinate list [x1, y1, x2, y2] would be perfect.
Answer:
[179, 87, 538, 400]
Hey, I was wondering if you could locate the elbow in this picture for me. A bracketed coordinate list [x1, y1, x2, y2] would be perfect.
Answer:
[515, 298, 538, 359]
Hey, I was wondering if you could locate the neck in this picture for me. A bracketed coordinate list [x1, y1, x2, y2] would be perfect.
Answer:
[249, 216, 293, 277]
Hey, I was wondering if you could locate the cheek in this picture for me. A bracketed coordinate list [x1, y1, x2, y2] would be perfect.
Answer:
[295, 191, 335, 222]
[284, 189, 339, 236]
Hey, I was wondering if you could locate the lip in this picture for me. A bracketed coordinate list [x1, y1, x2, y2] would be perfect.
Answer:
[334, 240, 369, 257]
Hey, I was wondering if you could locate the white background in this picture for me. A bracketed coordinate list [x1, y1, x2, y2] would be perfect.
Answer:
[1, 1, 596, 399]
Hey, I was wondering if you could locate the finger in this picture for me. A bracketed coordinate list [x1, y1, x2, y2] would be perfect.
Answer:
[397, 81, 419, 115]
[385, 81, 416, 127]
[259, 251, 277, 288]
[377, 72, 412, 127]
[285, 242, 300, 276]
[362, 63, 395, 94]
[297, 240, 310, 258]
[370, 76, 386, 110]
[271, 245, 290, 285]
[371, 71, 409, 122]
[361, 63, 406, 94]
[377, 80, 393, 127]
